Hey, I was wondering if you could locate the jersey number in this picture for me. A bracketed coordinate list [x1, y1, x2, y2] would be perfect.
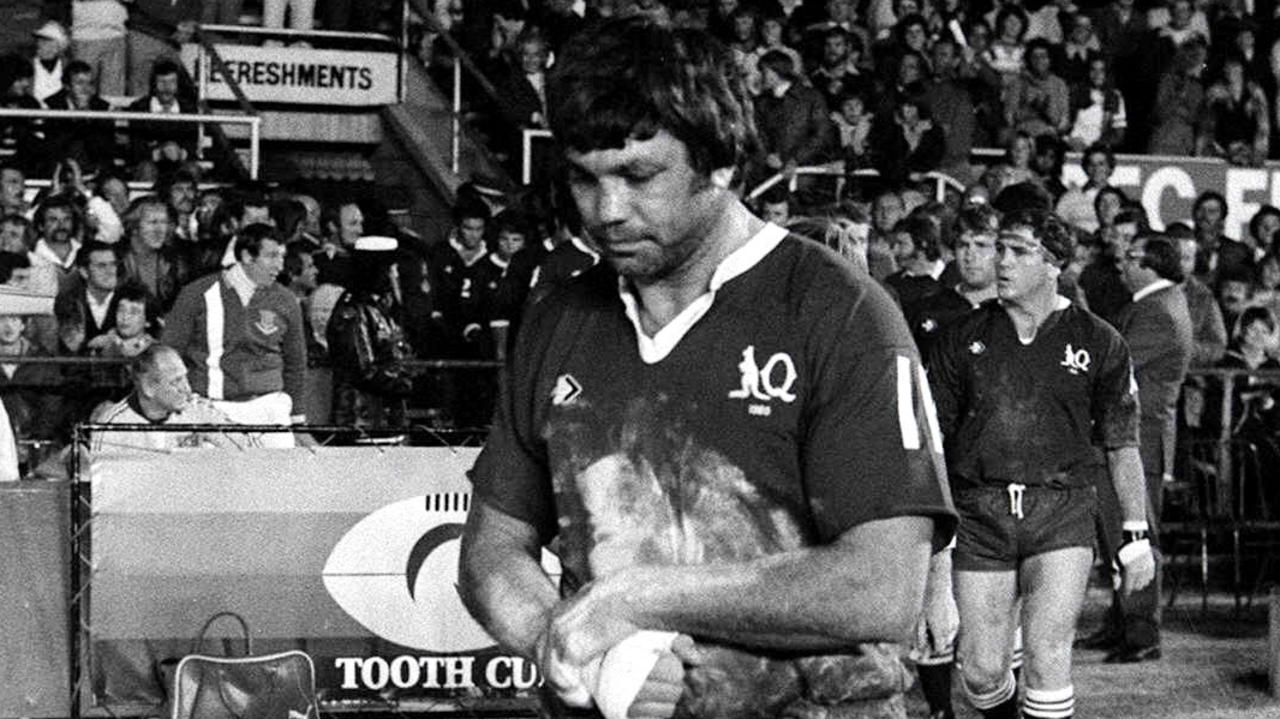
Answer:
[897, 355, 944, 453]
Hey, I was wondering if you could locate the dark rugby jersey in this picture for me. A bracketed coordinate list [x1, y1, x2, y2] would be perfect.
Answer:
[471, 226, 955, 717]
[927, 298, 1139, 491]
[911, 286, 975, 364]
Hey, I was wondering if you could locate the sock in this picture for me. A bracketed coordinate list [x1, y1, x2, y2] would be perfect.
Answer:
[964, 670, 1019, 719]
[918, 662, 955, 717]
[1023, 685, 1074, 719]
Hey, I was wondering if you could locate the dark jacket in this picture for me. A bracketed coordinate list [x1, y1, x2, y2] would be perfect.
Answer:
[1117, 283, 1194, 479]
[326, 289, 413, 428]
[754, 82, 836, 167]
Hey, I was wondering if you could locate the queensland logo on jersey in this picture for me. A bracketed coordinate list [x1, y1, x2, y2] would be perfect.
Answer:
[1061, 344, 1091, 375]
[254, 309, 280, 336]
[551, 374, 582, 405]
[729, 346, 797, 416]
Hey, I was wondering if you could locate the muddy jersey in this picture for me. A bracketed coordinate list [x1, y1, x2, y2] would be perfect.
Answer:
[471, 225, 955, 718]
[926, 299, 1139, 491]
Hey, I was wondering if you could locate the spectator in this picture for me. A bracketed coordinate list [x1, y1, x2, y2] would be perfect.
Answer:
[71, 0, 128, 98]
[884, 213, 946, 316]
[1032, 134, 1067, 201]
[1202, 306, 1280, 516]
[280, 239, 318, 305]
[1250, 205, 1280, 256]
[120, 195, 189, 312]
[830, 88, 874, 168]
[0, 53, 45, 176]
[201, 0, 243, 27]
[0, 163, 27, 218]
[874, 12, 931, 90]
[327, 236, 414, 431]
[127, 59, 197, 182]
[726, 6, 760, 71]
[263, 0, 315, 32]
[998, 130, 1039, 187]
[0, 213, 32, 258]
[316, 199, 361, 282]
[431, 196, 495, 356]
[162, 223, 307, 443]
[982, 5, 1029, 119]
[1252, 251, 1280, 321]
[496, 27, 550, 135]
[1148, 35, 1211, 155]
[1054, 12, 1102, 87]
[743, 12, 804, 97]
[1216, 265, 1254, 332]
[1146, 0, 1210, 46]
[755, 49, 835, 181]
[156, 169, 198, 243]
[485, 208, 534, 360]
[30, 21, 70, 106]
[126, 0, 199, 97]
[1094, 184, 1128, 232]
[86, 281, 157, 358]
[95, 171, 129, 219]
[1066, 56, 1128, 150]
[1081, 206, 1144, 326]
[271, 197, 309, 249]
[1056, 143, 1115, 233]
[0, 313, 64, 446]
[44, 60, 116, 176]
[924, 36, 977, 178]
[1202, 54, 1270, 164]
[869, 188, 905, 279]
[29, 193, 84, 290]
[54, 239, 120, 348]
[1192, 189, 1249, 277]
[869, 91, 945, 187]
[289, 192, 323, 249]
[1172, 225, 1228, 366]
[1010, 38, 1072, 139]
[810, 27, 866, 110]
[91, 343, 259, 453]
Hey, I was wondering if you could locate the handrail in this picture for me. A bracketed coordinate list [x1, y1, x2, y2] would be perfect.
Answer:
[198, 23, 398, 44]
[746, 163, 967, 203]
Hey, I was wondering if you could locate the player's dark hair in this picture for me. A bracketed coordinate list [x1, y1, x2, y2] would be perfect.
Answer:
[453, 195, 491, 225]
[547, 17, 758, 177]
[1137, 235, 1183, 283]
[234, 223, 281, 260]
[894, 215, 942, 261]
[955, 203, 1001, 237]
[1002, 209, 1075, 267]
[76, 239, 119, 268]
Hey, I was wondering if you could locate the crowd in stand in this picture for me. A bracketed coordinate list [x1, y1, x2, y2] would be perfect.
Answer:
[414, 0, 1280, 183]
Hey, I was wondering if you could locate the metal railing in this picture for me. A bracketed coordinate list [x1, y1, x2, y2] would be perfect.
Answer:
[0, 107, 262, 179]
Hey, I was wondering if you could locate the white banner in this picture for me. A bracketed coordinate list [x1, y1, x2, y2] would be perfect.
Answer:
[183, 45, 399, 106]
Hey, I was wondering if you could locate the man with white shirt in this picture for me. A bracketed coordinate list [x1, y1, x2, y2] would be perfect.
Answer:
[31, 21, 70, 105]
[54, 240, 119, 347]
[460, 18, 954, 719]
[29, 194, 83, 290]
[1081, 234, 1192, 663]
[1055, 144, 1114, 234]
[162, 224, 306, 446]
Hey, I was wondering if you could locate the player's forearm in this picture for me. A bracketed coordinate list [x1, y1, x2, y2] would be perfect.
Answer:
[1106, 445, 1149, 525]
[607, 516, 934, 651]
[458, 504, 560, 658]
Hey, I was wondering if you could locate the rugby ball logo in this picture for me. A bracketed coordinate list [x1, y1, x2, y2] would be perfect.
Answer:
[322, 494, 495, 653]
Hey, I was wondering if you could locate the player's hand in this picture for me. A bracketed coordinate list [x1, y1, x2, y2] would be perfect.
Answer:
[921, 588, 959, 656]
[546, 572, 644, 668]
[1119, 539, 1155, 595]
[625, 634, 693, 719]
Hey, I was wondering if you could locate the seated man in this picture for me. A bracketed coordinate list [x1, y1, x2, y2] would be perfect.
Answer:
[91, 343, 260, 453]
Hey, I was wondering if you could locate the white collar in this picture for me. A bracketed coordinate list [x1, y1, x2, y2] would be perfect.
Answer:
[1132, 277, 1175, 303]
[224, 263, 258, 306]
[32, 238, 80, 269]
[448, 234, 487, 266]
[149, 96, 180, 114]
[619, 223, 787, 364]
[770, 80, 792, 98]
[905, 258, 946, 279]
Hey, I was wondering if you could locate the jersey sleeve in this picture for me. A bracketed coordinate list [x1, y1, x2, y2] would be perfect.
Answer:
[1091, 323, 1140, 449]
[467, 293, 561, 544]
[923, 316, 969, 440]
[801, 281, 956, 548]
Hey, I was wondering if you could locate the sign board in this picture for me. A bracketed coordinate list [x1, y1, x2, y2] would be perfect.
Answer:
[181, 44, 399, 106]
[1061, 155, 1280, 241]
[88, 446, 551, 712]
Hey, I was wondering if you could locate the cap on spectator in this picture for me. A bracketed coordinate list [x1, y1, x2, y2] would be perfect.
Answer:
[353, 235, 397, 252]
[32, 21, 69, 50]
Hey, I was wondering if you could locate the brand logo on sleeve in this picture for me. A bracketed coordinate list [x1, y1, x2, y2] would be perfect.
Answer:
[551, 374, 582, 405]
[729, 346, 797, 416]
[1060, 344, 1091, 375]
